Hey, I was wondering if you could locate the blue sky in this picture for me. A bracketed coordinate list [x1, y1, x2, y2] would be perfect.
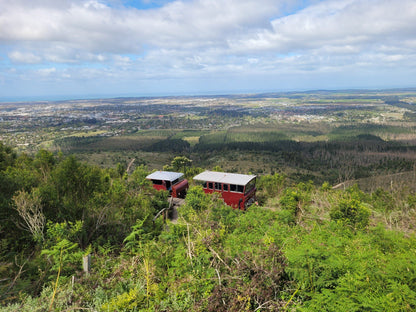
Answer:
[1, 0, 416, 101]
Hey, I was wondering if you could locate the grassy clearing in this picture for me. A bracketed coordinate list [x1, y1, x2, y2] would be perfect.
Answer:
[66, 130, 109, 137]
[135, 129, 175, 137]
[182, 136, 200, 146]
[171, 130, 211, 139]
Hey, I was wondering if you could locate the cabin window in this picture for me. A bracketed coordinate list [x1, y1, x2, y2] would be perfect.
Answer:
[172, 177, 184, 185]
[215, 182, 221, 190]
[208, 182, 213, 189]
[223, 184, 229, 191]
[151, 179, 163, 185]
[166, 181, 171, 189]
[203, 181, 207, 188]
[230, 184, 243, 193]
[245, 179, 256, 194]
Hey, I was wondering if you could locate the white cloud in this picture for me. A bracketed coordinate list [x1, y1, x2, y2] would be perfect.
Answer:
[37, 67, 56, 77]
[0, 0, 416, 97]
[0, 0, 282, 53]
[8, 51, 42, 63]
[231, 0, 416, 54]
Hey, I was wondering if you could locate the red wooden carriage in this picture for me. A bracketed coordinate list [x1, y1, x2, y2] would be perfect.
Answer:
[193, 171, 256, 210]
[146, 171, 189, 198]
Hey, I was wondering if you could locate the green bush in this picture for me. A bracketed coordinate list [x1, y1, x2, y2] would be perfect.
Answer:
[278, 187, 306, 225]
[330, 195, 371, 229]
[257, 173, 286, 198]
[101, 288, 146, 312]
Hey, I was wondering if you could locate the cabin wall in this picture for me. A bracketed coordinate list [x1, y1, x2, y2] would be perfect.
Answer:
[202, 181, 256, 210]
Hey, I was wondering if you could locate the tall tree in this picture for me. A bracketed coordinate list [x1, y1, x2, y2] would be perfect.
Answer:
[171, 156, 192, 173]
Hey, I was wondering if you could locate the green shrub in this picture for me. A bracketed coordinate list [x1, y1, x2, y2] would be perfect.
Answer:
[371, 188, 395, 213]
[180, 186, 212, 221]
[320, 181, 332, 191]
[1, 285, 74, 312]
[330, 195, 371, 229]
[257, 173, 286, 198]
[101, 288, 146, 312]
[278, 188, 304, 225]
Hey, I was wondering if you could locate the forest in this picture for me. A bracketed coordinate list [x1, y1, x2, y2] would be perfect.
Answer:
[0, 142, 415, 311]
[1, 90, 416, 311]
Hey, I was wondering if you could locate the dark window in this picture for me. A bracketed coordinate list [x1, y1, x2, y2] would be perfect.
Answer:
[245, 178, 256, 194]
[152, 179, 163, 185]
[172, 177, 184, 185]
[230, 184, 243, 193]
[203, 181, 207, 188]
[208, 182, 213, 189]
[166, 181, 171, 189]
[223, 184, 229, 191]
[215, 182, 221, 190]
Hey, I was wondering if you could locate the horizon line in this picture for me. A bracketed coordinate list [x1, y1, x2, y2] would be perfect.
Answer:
[1, 86, 416, 104]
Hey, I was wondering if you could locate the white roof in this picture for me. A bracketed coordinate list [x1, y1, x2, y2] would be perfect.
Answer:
[193, 171, 256, 185]
[146, 171, 184, 182]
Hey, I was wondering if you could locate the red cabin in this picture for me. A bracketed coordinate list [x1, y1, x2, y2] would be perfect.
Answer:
[146, 171, 189, 198]
[193, 171, 256, 210]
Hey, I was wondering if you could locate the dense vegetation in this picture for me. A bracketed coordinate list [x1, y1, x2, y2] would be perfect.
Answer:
[1, 142, 416, 311]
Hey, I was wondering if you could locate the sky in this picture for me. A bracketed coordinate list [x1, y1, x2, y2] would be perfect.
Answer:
[1, 0, 416, 100]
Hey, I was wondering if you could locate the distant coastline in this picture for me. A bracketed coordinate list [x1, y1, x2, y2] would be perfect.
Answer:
[1, 87, 416, 104]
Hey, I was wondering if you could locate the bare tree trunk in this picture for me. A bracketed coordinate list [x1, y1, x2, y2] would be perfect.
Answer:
[13, 189, 45, 243]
